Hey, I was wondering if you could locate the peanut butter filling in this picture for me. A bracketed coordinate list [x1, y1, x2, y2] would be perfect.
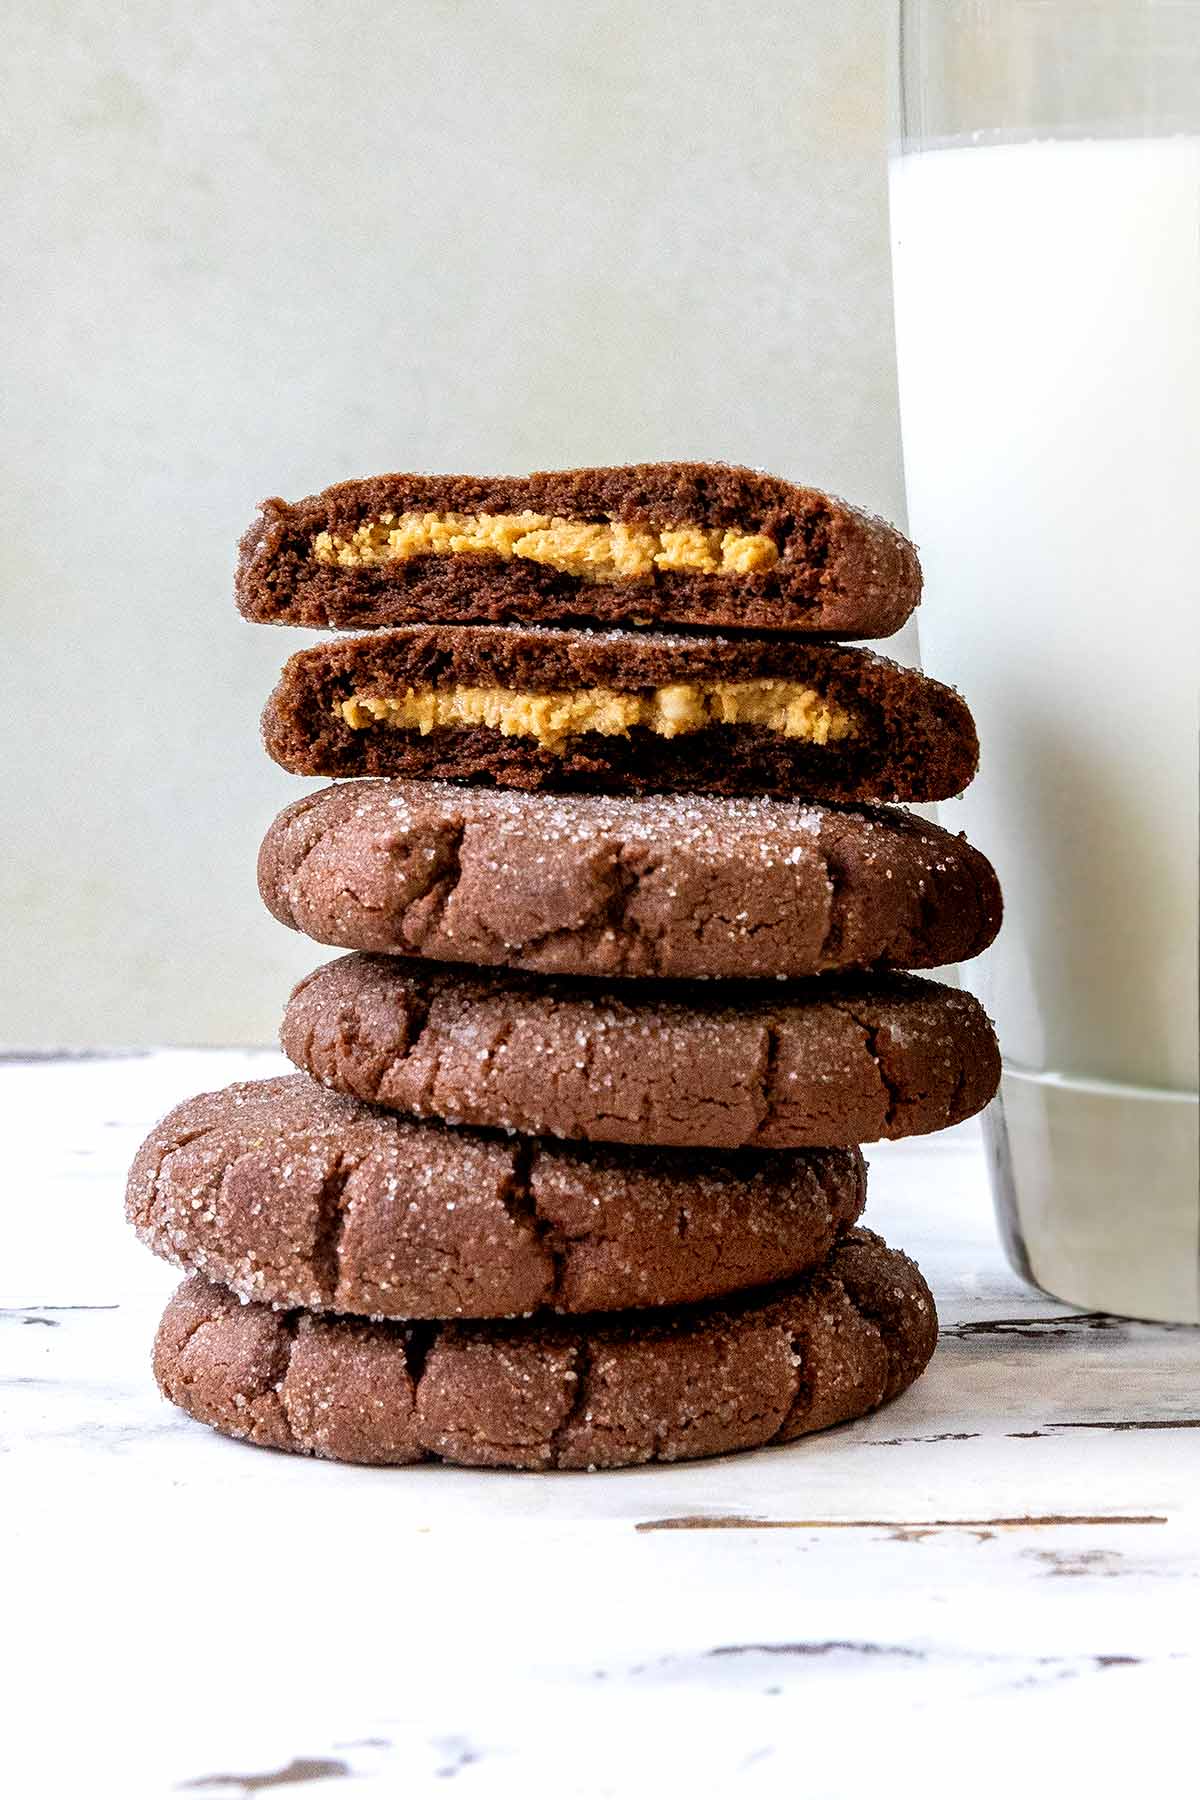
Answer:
[335, 681, 856, 754]
[313, 512, 779, 584]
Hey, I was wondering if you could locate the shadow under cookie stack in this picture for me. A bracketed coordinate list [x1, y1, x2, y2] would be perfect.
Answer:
[127, 463, 1002, 1471]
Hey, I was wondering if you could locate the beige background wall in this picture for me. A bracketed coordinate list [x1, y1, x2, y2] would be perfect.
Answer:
[4, 0, 910, 1047]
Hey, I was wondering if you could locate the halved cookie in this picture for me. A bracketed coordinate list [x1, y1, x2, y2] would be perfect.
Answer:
[261, 625, 977, 803]
[236, 462, 920, 639]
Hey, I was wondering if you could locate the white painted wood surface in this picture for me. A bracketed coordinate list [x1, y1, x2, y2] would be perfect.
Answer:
[4, 1051, 1197, 1799]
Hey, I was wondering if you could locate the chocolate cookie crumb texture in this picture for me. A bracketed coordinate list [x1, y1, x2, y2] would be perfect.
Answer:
[261, 625, 978, 804]
[236, 462, 922, 639]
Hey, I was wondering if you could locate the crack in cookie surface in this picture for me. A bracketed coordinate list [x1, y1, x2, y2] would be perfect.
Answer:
[152, 1230, 936, 1469]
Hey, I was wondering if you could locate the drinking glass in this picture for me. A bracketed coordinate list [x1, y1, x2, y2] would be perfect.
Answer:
[889, 0, 1200, 1321]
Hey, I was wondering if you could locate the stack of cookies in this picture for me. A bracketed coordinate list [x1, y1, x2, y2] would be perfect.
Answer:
[127, 463, 1001, 1471]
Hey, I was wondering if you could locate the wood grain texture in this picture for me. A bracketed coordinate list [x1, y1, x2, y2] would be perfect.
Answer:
[5, 1051, 1198, 1797]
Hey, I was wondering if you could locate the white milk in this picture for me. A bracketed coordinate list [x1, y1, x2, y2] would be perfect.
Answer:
[889, 137, 1199, 1319]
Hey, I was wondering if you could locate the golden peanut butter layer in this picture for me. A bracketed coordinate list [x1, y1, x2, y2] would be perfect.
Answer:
[335, 681, 857, 754]
[313, 513, 780, 584]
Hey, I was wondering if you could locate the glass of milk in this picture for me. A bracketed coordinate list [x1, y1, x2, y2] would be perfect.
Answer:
[889, 0, 1199, 1321]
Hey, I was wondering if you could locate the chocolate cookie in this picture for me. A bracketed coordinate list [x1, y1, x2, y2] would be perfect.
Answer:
[126, 1074, 865, 1318]
[236, 462, 920, 639]
[259, 780, 1002, 981]
[282, 955, 1000, 1148]
[262, 625, 976, 804]
[153, 1229, 937, 1469]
